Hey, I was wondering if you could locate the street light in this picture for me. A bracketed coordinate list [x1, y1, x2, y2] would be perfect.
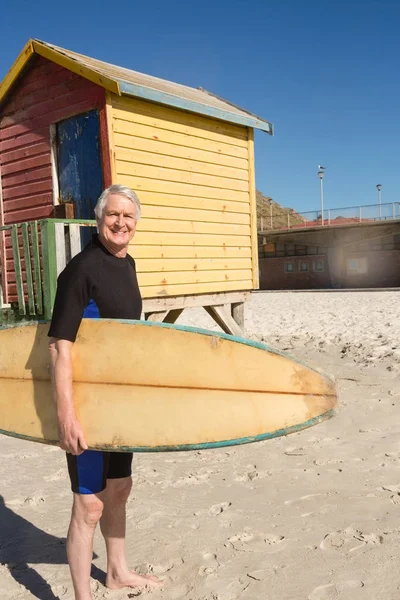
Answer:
[376, 184, 382, 219]
[317, 165, 325, 226]
[269, 198, 273, 229]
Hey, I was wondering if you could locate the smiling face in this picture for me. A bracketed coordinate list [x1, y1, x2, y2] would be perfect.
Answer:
[97, 193, 137, 257]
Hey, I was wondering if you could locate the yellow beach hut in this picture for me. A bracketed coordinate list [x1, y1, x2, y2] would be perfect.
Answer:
[0, 40, 273, 332]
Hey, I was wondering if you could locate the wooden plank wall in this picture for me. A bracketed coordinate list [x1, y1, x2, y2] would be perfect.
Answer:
[0, 56, 106, 302]
[109, 95, 255, 298]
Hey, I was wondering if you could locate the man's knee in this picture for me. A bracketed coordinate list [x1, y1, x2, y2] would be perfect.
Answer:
[106, 477, 132, 504]
[72, 494, 104, 527]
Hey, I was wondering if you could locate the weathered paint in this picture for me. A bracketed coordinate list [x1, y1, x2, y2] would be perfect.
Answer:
[0, 409, 335, 452]
[0, 56, 108, 303]
[247, 128, 259, 289]
[118, 80, 272, 133]
[32, 40, 120, 96]
[0, 41, 34, 106]
[0, 41, 273, 134]
[0, 320, 337, 451]
[57, 110, 103, 220]
[0, 162, 5, 305]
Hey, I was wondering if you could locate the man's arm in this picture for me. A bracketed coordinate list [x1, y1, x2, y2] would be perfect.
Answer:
[49, 337, 88, 456]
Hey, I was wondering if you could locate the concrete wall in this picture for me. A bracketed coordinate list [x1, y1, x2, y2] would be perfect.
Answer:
[259, 255, 331, 289]
[259, 222, 400, 290]
[259, 250, 400, 289]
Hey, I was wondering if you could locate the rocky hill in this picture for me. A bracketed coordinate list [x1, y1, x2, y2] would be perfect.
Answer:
[256, 190, 305, 230]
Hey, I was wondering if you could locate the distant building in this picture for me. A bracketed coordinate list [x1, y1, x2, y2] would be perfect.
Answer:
[259, 220, 400, 289]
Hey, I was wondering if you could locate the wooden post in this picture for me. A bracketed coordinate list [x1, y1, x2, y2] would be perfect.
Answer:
[21, 223, 35, 315]
[0, 169, 7, 307]
[145, 308, 184, 324]
[11, 225, 25, 315]
[205, 305, 243, 337]
[142, 292, 250, 336]
[30, 221, 43, 315]
[231, 302, 245, 330]
[41, 220, 57, 320]
[55, 222, 67, 276]
[68, 224, 82, 259]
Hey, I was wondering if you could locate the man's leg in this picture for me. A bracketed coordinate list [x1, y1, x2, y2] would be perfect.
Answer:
[65, 450, 110, 600]
[100, 476, 162, 590]
[67, 492, 104, 600]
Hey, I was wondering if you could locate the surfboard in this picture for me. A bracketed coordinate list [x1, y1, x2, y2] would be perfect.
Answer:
[0, 320, 337, 451]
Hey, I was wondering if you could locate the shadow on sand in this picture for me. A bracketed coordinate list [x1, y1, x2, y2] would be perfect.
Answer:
[0, 495, 103, 599]
[1, 325, 105, 597]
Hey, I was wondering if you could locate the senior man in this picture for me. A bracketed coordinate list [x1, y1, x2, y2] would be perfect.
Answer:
[48, 185, 162, 600]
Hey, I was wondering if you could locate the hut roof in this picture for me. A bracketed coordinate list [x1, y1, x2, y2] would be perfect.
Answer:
[0, 39, 273, 134]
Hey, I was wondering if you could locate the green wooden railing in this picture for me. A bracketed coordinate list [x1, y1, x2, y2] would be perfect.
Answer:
[0, 218, 96, 321]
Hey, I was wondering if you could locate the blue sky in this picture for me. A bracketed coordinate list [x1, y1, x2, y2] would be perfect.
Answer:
[1, 0, 399, 214]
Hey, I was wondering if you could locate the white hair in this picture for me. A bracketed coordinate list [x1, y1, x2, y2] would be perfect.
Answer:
[94, 184, 141, 222]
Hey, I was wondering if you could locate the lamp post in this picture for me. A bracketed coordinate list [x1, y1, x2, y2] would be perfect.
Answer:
[317, 165, 325, 226]
[376, 184, 382, 219]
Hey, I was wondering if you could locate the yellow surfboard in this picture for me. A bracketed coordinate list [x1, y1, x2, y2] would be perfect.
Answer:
[0, 320, 337, 451]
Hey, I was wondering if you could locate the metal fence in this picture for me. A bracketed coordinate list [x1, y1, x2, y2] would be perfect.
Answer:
[258, 202, 400, 232]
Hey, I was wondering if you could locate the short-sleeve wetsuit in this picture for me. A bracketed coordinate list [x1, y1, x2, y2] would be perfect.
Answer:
[48, 234, 142, 494]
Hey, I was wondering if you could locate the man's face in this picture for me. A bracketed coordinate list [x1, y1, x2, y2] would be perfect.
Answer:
[97, 193, 137, 250]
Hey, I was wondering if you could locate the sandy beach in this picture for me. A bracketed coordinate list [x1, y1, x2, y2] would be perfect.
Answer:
[1, 290, 400, 600]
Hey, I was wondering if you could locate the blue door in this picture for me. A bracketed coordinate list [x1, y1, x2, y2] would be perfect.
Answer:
[57, 110, 103, 246]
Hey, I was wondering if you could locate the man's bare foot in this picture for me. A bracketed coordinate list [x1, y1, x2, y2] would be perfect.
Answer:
[106, 570, 163, 590]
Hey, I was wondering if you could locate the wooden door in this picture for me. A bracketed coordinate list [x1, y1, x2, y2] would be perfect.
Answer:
[57, 110, 103, 245]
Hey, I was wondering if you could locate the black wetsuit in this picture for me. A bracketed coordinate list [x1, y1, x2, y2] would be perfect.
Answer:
[48, 235, 142, 494]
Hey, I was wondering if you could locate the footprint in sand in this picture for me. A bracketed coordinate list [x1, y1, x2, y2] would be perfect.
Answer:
[194, 502, 231, 518]
[377, 484, 400, 504]
[7, 495, 46, 508]
[320, 527, 383, 554]
[235, 464, 270, 483]
[51, 584, 68, 597]
[226, 529, 285, 553]
[131, 473, 157, 488]
[168, 583, 193, 599]
[208, 502, 231, 516]
[150, 556, 184, 575]
[172, 469, 216, 487]
[198, 552, 220, 575]
[196, 451, 232, 463]
[308, 580, 364, 599]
